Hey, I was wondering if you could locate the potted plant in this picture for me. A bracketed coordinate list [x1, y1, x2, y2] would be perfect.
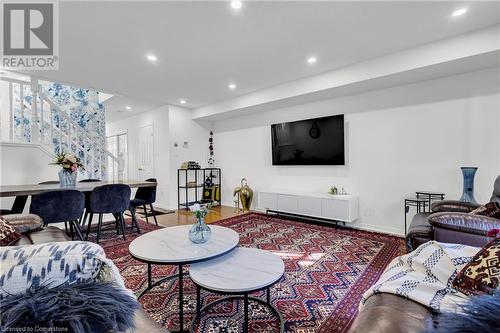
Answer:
[188, 203, 213, 243]
[51, 152, 84, 187]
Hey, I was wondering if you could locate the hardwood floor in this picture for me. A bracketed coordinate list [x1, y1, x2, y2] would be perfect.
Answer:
[154, 205, 247, 227]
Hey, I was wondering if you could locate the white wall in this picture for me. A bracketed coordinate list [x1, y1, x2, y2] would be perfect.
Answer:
[106, 105, 211, 210]
[106, 105, 170, 208]
[0, 143, 59, 212]
[168, 105, 211, 208]
[213, 68, 500, 235]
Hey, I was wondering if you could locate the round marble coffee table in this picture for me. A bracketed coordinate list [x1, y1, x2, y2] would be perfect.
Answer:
[129, 225, 239, 332]
[189, 247, 285, 333]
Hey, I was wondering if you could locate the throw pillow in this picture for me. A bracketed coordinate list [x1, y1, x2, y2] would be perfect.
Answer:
[0, 241, 116, 299]
[452, 237, 500, 296]
[0, 281, 139, 333]
[0, 217, 21, 246]
[425, 291, 500, 333]
[470, 201, 500, 219]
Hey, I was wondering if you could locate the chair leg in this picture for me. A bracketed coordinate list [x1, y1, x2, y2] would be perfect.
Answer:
[96, 214, 103, 244]
[150, 204, 158, 226]
[143, 204, 149, 223]
[85, 213, 94, 241]
[80, 211, 88, 228]
[71, 220, 84, 241]
[130, 206, 141, 234]
[113, 213, 120, 235]
[64, 221, 68, 235]
[118, 212, 126, 241]
[69, 221, 75, 240]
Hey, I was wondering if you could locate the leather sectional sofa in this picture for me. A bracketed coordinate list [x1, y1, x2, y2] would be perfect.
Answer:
[351, 175, 500, 333]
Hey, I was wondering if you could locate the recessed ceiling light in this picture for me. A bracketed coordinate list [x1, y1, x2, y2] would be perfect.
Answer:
[125, 106, 132, 110]
[231, 1, 242, 9]
[180, 99, 187, 104]
[307, 57, 317, 64]
[146, 54, 157, 62]
[451, 8, 467, 17]
[228, 83, 237, 90]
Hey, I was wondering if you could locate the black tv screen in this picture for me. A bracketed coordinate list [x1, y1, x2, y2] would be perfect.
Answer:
[271, 115, 345, 165]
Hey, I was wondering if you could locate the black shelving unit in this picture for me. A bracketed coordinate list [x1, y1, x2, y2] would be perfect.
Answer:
[177, 168, 221, 210]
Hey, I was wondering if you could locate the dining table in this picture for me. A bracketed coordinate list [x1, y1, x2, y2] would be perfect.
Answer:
[0, 180, 156, 214]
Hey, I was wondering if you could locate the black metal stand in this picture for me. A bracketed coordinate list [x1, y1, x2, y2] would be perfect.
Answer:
[415, 191, 445, 212]
[404, 198, 428, 235]
[190, 285, 284, 333]
[177, 168, 221, 210]
[138, 264, 189, 333]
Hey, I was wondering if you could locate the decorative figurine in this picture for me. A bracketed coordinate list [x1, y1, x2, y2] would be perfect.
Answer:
[207, 131, 215, 167]
[329, 186, 338, 195]
[233, 178, 253, 212]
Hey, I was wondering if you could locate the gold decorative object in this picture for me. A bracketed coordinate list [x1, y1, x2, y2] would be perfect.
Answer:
[233, 178, 253, 212]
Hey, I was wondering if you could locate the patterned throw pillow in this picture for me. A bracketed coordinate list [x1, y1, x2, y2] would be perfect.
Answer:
[0, 217, 21, 246]
[0, 241, 122, 299]
[452, 237, 500, 296]
[470, 202, 500, 219]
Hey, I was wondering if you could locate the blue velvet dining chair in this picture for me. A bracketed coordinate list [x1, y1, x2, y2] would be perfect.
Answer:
[84, 184, 132, 244]
[30, 190, 85, 240]
[129, 178, 158, 226]
[79, 178, 101, 227]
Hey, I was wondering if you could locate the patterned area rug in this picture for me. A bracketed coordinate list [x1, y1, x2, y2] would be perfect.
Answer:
[99, 213, 405, 333]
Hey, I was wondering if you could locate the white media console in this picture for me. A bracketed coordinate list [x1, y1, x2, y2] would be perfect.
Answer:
[258, 189, 359, 224]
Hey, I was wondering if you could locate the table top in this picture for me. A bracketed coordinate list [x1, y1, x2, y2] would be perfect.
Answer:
[405, 197, 430, 202]
[128, 225, 239, 265]
[0, 180, 156, 197]
[415, 191, 445, 196]
[189, 247, 285, 293]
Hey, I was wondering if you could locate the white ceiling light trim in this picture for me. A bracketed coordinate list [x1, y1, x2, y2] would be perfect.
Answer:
[125, 105, 132, 110]
[180, 99, 187, 104]
[231, 1, 242, 10]
[307, 56, 317, 64]
[452, 8, 468, 17]
[228, 83, 237, 90]
[146, 54, 158, 62]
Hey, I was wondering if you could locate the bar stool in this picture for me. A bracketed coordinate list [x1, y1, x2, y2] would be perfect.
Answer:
[84, 184, 131, 244]
[30, 190, 85, 240]
[129, 178, 158, 226]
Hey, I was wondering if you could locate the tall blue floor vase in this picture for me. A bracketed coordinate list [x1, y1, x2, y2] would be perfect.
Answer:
[459, 167, 478, 204]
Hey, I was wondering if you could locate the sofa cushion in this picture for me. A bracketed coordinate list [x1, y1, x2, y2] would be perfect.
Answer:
[0, 217, 21, 246]
[0, 241, 107, 299]
[27, 226, 69, 244]
[470, 201, 500, 219]
[1, 214, 43, 234]
[452, 237, 500, 296]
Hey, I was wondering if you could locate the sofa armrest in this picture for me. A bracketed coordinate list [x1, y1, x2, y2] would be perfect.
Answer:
[428, 212, 500, 236]
[431, 200, 481, 213]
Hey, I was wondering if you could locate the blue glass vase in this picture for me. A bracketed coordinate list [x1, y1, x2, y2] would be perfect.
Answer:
[189, 217, 211, 244]
[58, 169, 77, 187]
[459, 167, 478, 204]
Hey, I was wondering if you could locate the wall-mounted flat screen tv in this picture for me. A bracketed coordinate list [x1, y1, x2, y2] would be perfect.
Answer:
[271, 114, 345, 165]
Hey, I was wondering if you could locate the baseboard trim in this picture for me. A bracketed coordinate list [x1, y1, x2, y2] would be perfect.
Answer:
[249, 206, 404, 237]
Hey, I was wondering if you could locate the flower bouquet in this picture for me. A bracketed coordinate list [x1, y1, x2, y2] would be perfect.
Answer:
[51, 152, 84, 186]
[188, 203, 214, 243]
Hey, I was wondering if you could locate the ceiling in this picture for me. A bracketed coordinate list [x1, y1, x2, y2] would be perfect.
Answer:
[23, 1, 500, 117]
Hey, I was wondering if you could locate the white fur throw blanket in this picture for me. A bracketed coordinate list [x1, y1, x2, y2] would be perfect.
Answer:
[361, 241, 479, 312]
